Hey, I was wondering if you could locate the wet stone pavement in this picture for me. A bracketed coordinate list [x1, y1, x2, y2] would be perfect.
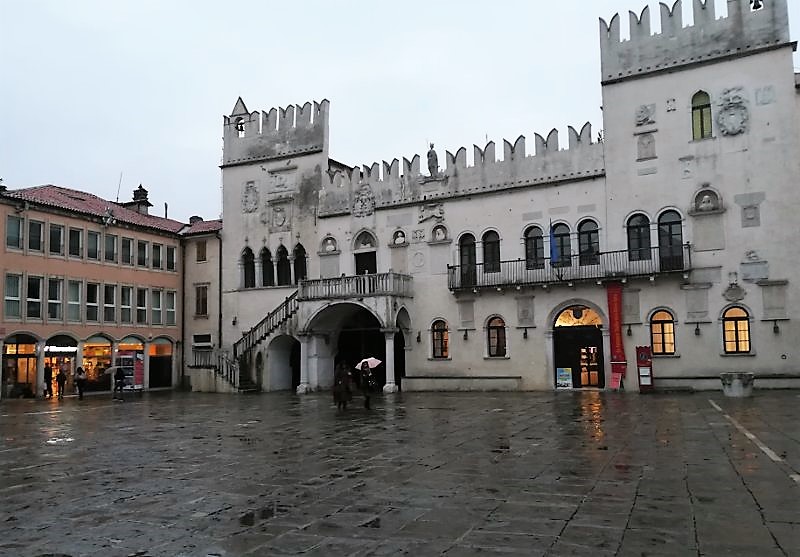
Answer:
[0, 390, 799, 557]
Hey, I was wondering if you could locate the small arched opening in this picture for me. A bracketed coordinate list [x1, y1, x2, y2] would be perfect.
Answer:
[553, 305, 605, 389]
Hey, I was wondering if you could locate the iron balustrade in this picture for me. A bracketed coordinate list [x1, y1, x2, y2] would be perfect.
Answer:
[233, 291, 299, 359]
[447, 244, 691, 290]
[187, 349, 239, 387]
[298, 272, 413, 301]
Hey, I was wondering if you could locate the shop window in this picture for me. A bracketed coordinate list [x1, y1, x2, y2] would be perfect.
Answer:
[260, 248, 274, 287]
[152, 243, 163, 269]
[432, 320, 449, 359]
[627, 214, 651, 261]
[69, 228, 83, 258]
[49, 224, 64, 255]
[276, 245, 291, 286]
[47, 278, 63, 321]
[152, 289, 162, 325]
[165, 291, 176, 326]
[195, 285, 208, 316]
[67, 280, 81, 322]
[104, 234, 117, 263]
[4, 273, 21, 318]
[692, 91, 712, 140]
[137, 240, 148, 267]
[6, 215, 22, 249]
[524, 226, 545, 270]
[723, 307, 751, 354]
[136, 288, 147, 324]
[482, 231, 500, 273]
[82, 336, 112, 391]
[487, 316, 507, 357]
[578, 220, 600, 266]
[293, 244, 307, 284]
[242, 247, 255, 288]
[28, 220, 43, 252]
[120, 286, 133, 323]
[196, 240, 207, 262]
[86, 283, 99, 322]
[87, 231, 100, 260]
[650, 310, 675, 355]
[103, 284, 116, 323]
[121, 238, 133, 265]
[26, 276, 42, 319]
[166, 246, 176, 271]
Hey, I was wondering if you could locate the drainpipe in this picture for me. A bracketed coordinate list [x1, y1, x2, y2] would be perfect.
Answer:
[217, 231, 223, 350]
[180, 238, 186, 389]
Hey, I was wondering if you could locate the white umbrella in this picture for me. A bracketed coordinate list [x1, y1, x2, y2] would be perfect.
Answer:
[355, 357, 382, 370]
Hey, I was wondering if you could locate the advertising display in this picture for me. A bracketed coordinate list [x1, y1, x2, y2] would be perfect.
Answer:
[556, 367, 573, 389]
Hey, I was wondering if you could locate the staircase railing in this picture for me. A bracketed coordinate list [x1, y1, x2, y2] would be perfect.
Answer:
[233, 291, 299, 360]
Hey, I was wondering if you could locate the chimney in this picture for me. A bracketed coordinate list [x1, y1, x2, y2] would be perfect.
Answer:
[189, 215, 203, 225]
[164, 202, 168, 219]
[119, 184, 153, 215]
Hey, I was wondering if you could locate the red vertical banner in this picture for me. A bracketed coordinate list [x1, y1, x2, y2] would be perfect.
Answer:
[606, 281, 627, 388]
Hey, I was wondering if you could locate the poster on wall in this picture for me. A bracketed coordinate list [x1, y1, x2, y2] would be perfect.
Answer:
[556, 367, 573, 389]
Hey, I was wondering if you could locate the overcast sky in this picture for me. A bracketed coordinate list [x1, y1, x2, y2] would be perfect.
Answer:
[2, 0, 798, 223]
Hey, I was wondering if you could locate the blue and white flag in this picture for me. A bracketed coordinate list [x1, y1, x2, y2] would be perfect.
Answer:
[549, 220, 560, 264]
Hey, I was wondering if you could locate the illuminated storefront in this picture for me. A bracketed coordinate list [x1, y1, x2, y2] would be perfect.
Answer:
[118, 336, 145, 389]
[82, 336, 112, 391]
[44, 335, 78, 395]
[2, 334, 38, 398]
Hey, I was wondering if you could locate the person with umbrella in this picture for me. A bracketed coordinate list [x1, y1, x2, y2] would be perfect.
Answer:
[356, 357, 380, 410]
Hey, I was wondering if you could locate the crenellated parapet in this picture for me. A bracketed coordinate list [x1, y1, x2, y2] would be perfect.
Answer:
[317, 123, 604, 217]
[222, 98, 329, 167]
[600, 0, 791, 84]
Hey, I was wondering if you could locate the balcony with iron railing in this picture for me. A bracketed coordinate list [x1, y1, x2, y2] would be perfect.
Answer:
[447, 244, 692, 291]
[298, 271, 413, 301]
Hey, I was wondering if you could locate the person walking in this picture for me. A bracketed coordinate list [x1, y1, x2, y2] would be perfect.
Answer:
[55, 368, 67, 400]
[44, 365, 54, 399]
[112, 367, 126, 401]
[75, 367, 86, 400]
[332, 363, 353, 411]
[359, 361, 375, 410]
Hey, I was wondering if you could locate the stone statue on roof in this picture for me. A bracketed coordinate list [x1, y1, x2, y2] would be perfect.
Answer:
[427, 143, 438, 177]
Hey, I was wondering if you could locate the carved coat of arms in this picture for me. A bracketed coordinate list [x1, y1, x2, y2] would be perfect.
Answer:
[352, 184, 375, 217]
[241, 183, 259, 213]
[717, 88, 749, 136]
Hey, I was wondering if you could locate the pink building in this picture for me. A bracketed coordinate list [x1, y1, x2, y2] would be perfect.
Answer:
[1, 184, 184, 398]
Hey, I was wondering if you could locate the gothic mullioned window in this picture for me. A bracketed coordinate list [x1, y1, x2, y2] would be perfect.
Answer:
[723, 307, 751, 354]
[241, 247, 255, 289]
[260, 248, 274, 287]
[650, 310, 675, 355]
[293, 244, 307, 284]
[482, 231, 500, 273]
[578, 220, 600, 266]
[692, 91, 713, 140]
[276, 245, 291, 286]
[431, 320, 449, 359]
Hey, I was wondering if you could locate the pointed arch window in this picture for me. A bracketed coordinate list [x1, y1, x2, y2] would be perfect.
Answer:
[260, 248, 274, 287]
[552, 223, 571, 267]
[627, 214, 651, 261]
[578, 220, 600, 266]
[692, 91, 712, 140]
[482, 231, 500, 273]
[723, 307, 751, 354]
[658, 211, 683, 271]
[524, 226, 545, 270]
[276, 245, 291, 286]
[650, 310, 675, 355]
[241, 247, 255, 289]
[293, 244, 307, 284]
[487, 316, 507, 357]
[431, 320, 449, 359]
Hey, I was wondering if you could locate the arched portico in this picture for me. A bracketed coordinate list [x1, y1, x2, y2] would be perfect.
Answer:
[265, 334, 301, 391]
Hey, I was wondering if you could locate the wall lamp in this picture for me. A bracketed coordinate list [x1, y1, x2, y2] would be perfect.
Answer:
[773, 320, 780, 335]
[522, 328, 528, 339]
[694, 323, 701, 336]
[463, 329, 469, 340]
[232, 316, 238, 327]
[626, 324, 632, 337]
[416, 331, 421, 343]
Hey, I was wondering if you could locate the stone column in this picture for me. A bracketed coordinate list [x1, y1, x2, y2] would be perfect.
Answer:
[382, 329, 398, 393]
[289, 255, 296, 285]
[76, 341, 84, 373]
[36, 340, 46, 398]
[255, 259, 263, 287]
[296, 334, 310, 394]
[143, 341, 151, 390]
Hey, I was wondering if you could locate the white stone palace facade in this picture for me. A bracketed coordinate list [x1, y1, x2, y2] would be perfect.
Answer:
[192, 0, 800, 394]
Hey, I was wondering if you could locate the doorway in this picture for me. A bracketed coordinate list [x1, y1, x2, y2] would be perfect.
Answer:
[355, 252, 377, 275]
[553, 306, 605, 389]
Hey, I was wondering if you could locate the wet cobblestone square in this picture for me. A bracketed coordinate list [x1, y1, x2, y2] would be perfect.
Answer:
[1, 390, 798, 556]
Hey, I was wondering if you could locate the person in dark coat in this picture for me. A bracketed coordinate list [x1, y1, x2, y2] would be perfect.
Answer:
[44, 365, 53, 399]
[112, 367, 126, 401]
[332, 363, 353, 411]
[359, 361, 375, 410]
[75, 367, 86, 400]
[55, 368, 67, 400]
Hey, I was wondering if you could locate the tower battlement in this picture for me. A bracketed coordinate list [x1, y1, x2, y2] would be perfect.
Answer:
[600, 0, 791, 84]
[222, 98, 329, 167]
